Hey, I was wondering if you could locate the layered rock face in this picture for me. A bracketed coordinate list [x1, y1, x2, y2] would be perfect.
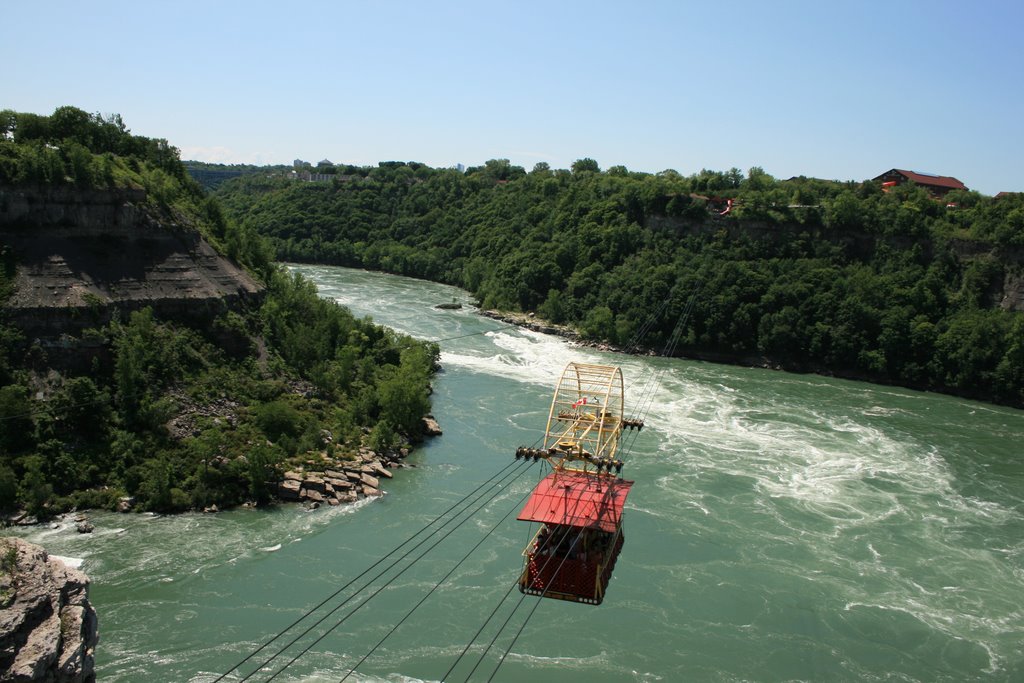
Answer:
[0, 185, 264, 340]
[0, 538, 98, 683]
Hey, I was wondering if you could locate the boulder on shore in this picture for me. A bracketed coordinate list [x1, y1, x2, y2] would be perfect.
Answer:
[422, 416, 442, 436]
[278, 479, 302, 500]
[369, 461, 393, 479]
[0, 537, 98, 683]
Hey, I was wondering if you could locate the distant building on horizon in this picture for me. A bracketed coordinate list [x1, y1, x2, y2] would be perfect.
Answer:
[291, 170, 336, 183]
[874, 169, 966, 197]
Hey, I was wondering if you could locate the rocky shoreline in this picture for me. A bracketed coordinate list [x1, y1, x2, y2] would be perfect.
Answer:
[0, 538, 98, 683]
[275, 415, 442, 508]
[479, 309, 638, 355]
[479, 308, 783, 367]
[276, 447, 402, 506]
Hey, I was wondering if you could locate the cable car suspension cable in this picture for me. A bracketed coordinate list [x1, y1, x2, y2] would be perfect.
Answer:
[216, 457, 530, 682]
[338, 468, 539, 682]
[620, 282, 702, 460]
[259, 458, 535, 682]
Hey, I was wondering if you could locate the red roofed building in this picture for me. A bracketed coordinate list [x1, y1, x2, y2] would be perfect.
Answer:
[874, 169, 967, 197]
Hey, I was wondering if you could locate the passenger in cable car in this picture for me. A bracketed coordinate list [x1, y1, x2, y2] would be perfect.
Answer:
[534, 524, 613, 563]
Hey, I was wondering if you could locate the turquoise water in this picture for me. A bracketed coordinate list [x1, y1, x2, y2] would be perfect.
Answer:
[11, 265, 1024, 682]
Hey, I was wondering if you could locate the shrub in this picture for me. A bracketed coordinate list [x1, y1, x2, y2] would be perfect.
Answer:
[253, 400, 304, 441]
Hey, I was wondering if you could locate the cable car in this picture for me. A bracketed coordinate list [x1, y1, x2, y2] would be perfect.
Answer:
[514, 362, 642, 605]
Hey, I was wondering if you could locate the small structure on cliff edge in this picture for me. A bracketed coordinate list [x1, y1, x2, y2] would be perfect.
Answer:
[873, 168, 967, 197]
[0, 537, 98, 683]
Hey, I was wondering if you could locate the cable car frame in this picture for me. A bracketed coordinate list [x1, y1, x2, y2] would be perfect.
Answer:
[514, 362, 642, 605]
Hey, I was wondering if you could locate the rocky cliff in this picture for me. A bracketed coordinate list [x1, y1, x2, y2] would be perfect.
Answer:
[0, 538, 98, 683]
[0, 185, 264, 341]
[646, 213, 1024, 313]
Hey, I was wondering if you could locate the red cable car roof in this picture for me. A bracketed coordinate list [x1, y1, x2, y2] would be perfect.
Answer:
[517, 471, 634, 533]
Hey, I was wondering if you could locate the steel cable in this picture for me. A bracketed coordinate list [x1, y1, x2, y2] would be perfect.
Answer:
[261, 458, 537, 682]
[337, 465, 539, 682]
[215, 457, 527, 682]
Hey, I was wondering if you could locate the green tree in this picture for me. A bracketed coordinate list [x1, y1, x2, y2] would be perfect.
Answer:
[537, 288, 567, 324]
[757, 306, 803, 359]
[743, 166, 774, 191]
[52, 376, 110, 441]
[994, 316, 1024, 403]
[571, 158, 600, 175]
[246, 444, 281, 505]
[826, 191, 863, 230]
[0, 385, 34, 454]
[368, 420, 396, 452]
[0, 465, 17, 510]
[934, 310, 1008, 392]
[49, 106, 93, 145]
[138, 458, 173, 511]
[582, 305, 615, 341]
[0, 109, 17, 139]
[376, 349, 432, 437]
[254, 400, 304, 442]
[20, 456, 53, 519]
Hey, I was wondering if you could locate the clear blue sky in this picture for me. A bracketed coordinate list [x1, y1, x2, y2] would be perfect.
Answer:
[4, 1, 1022, 194]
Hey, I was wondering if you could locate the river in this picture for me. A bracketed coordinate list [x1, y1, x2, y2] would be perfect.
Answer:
[9, 265, 1024, 682]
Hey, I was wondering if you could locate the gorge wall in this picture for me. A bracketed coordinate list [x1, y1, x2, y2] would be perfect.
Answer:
[646, 213, 1024, 313]
[0, 185, 264, 342]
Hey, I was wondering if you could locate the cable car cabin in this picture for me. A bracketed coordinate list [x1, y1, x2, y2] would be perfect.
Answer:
[517, 470, 633, 605]
[514, 362, 642, 605]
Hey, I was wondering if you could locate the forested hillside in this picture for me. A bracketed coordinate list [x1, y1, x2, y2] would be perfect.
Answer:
[0, 107, 437, 517]
[214, 159, 1024, 407]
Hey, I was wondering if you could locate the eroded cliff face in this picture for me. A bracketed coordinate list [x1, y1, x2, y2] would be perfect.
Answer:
[0, 538, 98, 683]
[646, 213, 1024, 313]
[1001, 267, 1024, 312]
[0, 185, 264, 340]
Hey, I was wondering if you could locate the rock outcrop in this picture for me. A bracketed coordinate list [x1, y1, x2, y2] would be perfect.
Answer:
[276, 446, 411, 506]
[479, 309, 638, 354]
[422, 415, 443, 436]
[0, 538, 98, 683]
[479, 310, 581, 340]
